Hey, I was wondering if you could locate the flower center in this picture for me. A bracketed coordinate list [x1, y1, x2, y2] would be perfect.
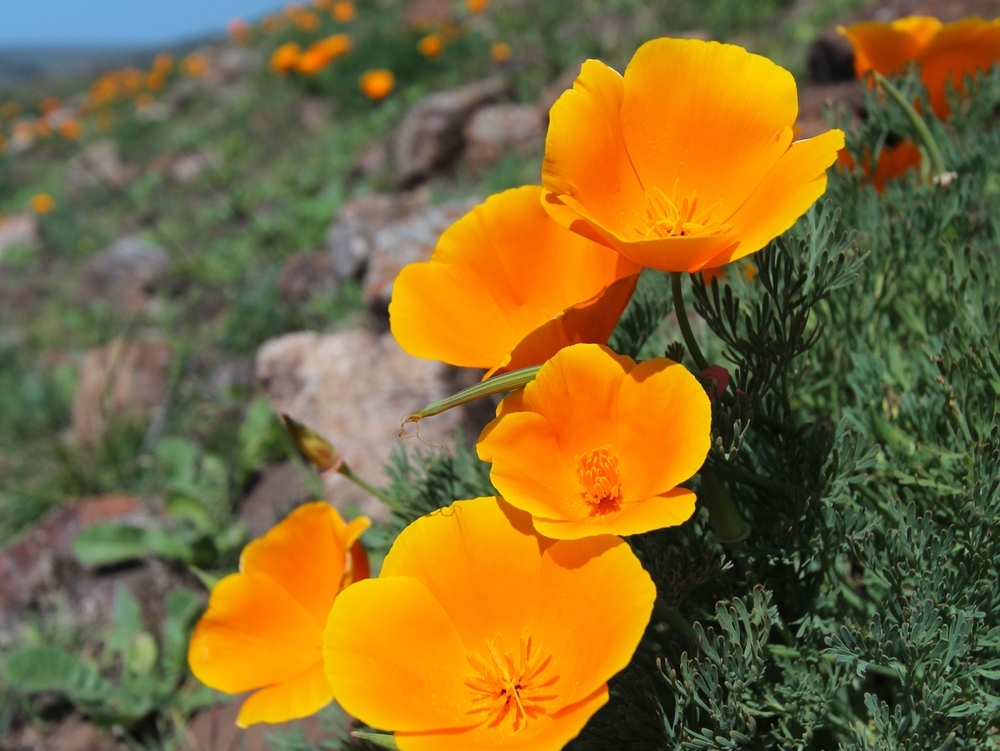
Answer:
[465, 632, 558, 732]
[631, 182, 731, 240]
[576, 445, 622, 514]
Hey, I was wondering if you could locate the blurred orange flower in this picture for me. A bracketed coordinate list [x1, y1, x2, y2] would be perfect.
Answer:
[296, 34, 352, 74]
[324, 496, 654, 751]
[490, 41, 511, 62]
[1, 101, 21, 120]
[189, 502, 370, 727]
[120, 68, 143, 92]
[58, 119, 81, 140]
[180, 54, 208, 78]
[34, 118, 52, 138]
[153, 53, 174, 73]
[12, 121, 34, 145]
[145, 70, 167, 91]
[389, 186, 640, 377]
[541, 38, 844, 273]
[837, 139, 923, 192]
[839, 16, 1000, 118]
[466, 0, 488, 12]
[417, 34, 444, 58]
[291, 9, 321, 31]
[359, 69, 394, 99]
[313, 0, 332, 9]
[262, 14, 284, 32]
[30, 193, 55, 214]
[478, 344, 711, 538]
[228, 18, 251, 41]
[39, 97, 60, 115]
[332, 1, 356, 22]
[0, 134, 6, 154]
[271, 42, 303, 73]
[135, 93, 155, 111]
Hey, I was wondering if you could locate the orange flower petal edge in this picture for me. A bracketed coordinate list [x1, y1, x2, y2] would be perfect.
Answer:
[477, 343, 712, 539]
[541, 37, 843, 272]
[188, 502, 370, 727]
[324, 497, 655, 751]
[840, 16, 1000, 118]
[837, 139, 923, 192]
[389, 185, 640, 377]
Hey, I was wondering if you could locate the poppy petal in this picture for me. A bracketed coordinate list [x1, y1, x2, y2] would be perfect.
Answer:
[378, 498, 547, 647]
[323, 576, 476, 733]
[235, 663, 333, 728]
[534, 536, 655, 706]
[395, 684, 609, 751]
[188, 572, 322, 694]
[389, 186, 638, 371]
[240, 502, 349, 628]
[616, 359, 712, 501]
[532, 488, 697, 539]
[541, 60, 647, 241]
[838, 17, 941, 77]
[621, 38, 797, 221]
[917, 17, 1000, 117]
[710, 129, 844, 266]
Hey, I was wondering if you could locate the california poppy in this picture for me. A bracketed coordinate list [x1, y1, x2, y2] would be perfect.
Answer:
[30, 193, 55, 214]
[541, 38, 844, 273]
[271, 42, 302, 73]
[466, 0, 488, 12]
[418, 34, 444, 58]
[837, 138, 923, 192]
[477, 343, 711, 538]
[389, 186, 640, 378]
[189, 502, 370, 727]
[324, 496, 654, 751]
[332, 1, 356, 22]
[839, 16, 1000, 118]
[491, 41, 511, 62]
[359, 69, 395, 99]
[180, 54, 208, 78]
[228, 18, 251, 42]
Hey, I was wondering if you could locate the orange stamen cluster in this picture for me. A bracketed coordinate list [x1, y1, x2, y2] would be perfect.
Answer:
[466, 633, 558, 731]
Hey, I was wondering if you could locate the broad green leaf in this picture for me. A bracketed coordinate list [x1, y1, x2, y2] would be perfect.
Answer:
[5, 647, 110, 700]
[73, 524, 148, 566]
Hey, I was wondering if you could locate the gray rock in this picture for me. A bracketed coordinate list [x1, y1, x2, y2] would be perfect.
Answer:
[0, 213, 38, 259]
[362, 197, 480, 312]
[327, 190, 429, 282]
[254, 329, 460, 521]
[463, 104, 545, 174]
[66, 140, 133, 196]
[79, 236, 169, 312]
[393, 76, 507, 186]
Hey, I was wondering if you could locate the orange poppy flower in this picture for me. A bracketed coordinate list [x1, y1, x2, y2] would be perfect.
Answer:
[59, 119, 82, 140]
[837, 138, 923, 192]
[271, 42, 302, 73]
[189, 502, 370, 727]
[332, 1, 356, 22]
[180, 54, 208, 78]
[541, 38, 844, 273]
[291, 9, 321, 31]
[296, 36, 351, 76]
[839, 16, 1000, 118]
[359, 69, 395, 99]
[39, 97, 60, 115]
[324, 496, 654, 751]
[30, 193, 55, 214]
[228, 18, 251, 42]
[477, 343, 711, 538]
[34, 118, 52, 138]
[153, 53, 174, 73]
[389, 186, 640, 378]
[490, 41, 511, 62]
[417, 34, 444, 58]
[466, 0, 488, 12]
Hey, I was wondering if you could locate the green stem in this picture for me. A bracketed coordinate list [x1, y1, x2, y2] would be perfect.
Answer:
[700, 472, 750, 545]
[402, 365, 541, 428]
[655, 602, 699, 651]
[337, 463, 399, 510]
[671, 272, 711, 372]
[870, 70, 948, 179]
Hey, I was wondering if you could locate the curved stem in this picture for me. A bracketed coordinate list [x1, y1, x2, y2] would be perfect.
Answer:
[402, 365, 541, 430]
[870, 70, 948, 179]
[336, 463, 399, 510]
[671, 272, 710, 371]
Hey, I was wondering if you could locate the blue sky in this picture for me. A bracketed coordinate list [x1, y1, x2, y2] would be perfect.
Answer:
[0, 0, 283, 47]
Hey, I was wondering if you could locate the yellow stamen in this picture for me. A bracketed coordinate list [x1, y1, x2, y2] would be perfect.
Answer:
[576, 445, 622, 514]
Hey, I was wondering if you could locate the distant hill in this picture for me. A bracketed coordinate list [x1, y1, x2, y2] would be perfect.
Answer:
[0, 43, 204, 83]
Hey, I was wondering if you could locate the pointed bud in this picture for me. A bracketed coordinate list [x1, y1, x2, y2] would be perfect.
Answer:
[282, 414, 343, 472]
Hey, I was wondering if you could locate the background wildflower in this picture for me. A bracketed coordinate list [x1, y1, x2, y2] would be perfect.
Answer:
[271, 42, 303, 73]
[359, 69, 394, 99]
[417, 34, 444, 58]
[837, 138, 922, 191]
[839, 16, 1000, 118]
[541, 38, 844, 273]
[490, 41, 511, 62]
[466, 0, 489, 13]
[189, 502, 370, 727]
[389, 185, 640, 377]
[324, 497, 654, 751]
[180, 54, 208, 78]
[332, 1, 356, 22]
[30, 193, 54, 214]
[478, 343, 711, 538]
